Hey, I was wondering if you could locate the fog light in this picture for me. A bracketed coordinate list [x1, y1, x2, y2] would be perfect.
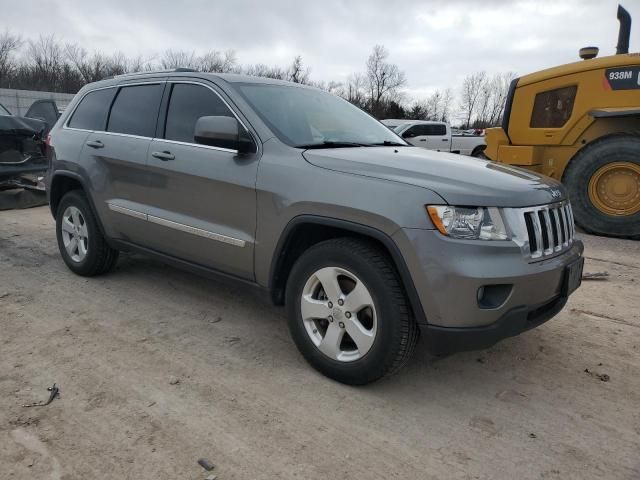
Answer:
[477, 284, 512, 309]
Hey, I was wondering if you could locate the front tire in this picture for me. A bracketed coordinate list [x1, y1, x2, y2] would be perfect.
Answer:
[563, 135, 640, 238]
[56, 190, 119, 276]
[285, 238, 419, 385]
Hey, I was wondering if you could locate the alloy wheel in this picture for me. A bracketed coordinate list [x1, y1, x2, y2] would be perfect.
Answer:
[300, 266, 377, 362]
[61, 206, 89, 262]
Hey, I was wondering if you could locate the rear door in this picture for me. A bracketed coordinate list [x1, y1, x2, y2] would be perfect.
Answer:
[82, 82, 165, 243]
[422, 123, 450, 151]
[142, 80, 259, 280]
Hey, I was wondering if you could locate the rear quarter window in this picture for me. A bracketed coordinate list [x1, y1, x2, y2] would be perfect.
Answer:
[107, 84, 164, 137]
[68, 88, 116, 131]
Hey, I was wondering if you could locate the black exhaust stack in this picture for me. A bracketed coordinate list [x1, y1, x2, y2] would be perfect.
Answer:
[616, 4, 631, 54]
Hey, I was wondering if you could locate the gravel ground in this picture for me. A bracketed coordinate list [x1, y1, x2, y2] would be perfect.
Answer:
[1, 206, 639, 480]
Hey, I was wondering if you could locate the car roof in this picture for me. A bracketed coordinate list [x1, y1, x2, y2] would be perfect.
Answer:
[381, 119, 445, 125]
[87, 70, 312, 89]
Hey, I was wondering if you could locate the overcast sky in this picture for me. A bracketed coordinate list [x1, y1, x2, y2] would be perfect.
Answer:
[5, 0, 640, 100]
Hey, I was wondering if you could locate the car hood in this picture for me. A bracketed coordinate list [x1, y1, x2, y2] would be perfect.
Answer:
[302, 146, 565, 207]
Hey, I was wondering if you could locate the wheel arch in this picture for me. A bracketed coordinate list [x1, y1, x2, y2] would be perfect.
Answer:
[562, 132, 640, 184]
[49, 171, 107, 237]
[268, 215, 427, 325]
[471, 144, 487, 157]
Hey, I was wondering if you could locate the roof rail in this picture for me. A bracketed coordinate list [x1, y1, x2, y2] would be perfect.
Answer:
[112, 67, 198, 79]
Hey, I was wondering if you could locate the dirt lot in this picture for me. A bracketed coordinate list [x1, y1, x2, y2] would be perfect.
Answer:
[1, 206, 639, 480]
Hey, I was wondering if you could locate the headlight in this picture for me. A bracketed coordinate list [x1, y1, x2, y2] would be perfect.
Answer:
[426, 206, 509, 240]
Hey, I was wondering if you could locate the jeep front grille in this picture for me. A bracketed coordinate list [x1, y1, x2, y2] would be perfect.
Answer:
[521, 202, 575, 259]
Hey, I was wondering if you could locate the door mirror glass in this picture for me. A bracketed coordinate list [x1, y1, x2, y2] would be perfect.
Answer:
[194, 116, 255, 153]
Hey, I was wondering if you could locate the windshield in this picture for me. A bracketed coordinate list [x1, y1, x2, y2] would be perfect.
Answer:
[236, 84, 407, 148]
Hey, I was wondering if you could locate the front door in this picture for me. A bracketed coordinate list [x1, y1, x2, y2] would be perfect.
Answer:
[143, 81, 259, 280]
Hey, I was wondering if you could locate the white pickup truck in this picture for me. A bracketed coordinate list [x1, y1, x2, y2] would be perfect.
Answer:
[381, 119, 486, 157]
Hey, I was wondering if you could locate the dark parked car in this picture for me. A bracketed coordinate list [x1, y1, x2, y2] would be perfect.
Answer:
[0, 99, 60, 191]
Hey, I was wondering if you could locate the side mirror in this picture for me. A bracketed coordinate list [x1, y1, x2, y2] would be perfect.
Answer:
[402, 130, 415, 139]
[194, 116, 255, 153]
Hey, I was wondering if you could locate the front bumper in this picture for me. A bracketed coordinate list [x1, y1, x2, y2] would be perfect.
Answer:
[393, 228, 584, 352]
[423, 294, 567, 355]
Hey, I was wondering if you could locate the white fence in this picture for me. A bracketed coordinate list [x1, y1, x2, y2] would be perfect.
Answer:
[0, 88, 76, 116]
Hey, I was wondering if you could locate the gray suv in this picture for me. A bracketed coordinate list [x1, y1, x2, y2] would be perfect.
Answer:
[46, 70, 584, 384]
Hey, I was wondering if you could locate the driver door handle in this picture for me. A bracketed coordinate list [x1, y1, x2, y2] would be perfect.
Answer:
[86, 140, 104, 149]
[151, 151, 175, 161]
[419, 138, 426, 142]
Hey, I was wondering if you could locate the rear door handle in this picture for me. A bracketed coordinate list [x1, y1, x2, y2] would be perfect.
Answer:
[441, 138, 449, 142]
[151, 151, 175, 161]
[86, 140, 104, 149]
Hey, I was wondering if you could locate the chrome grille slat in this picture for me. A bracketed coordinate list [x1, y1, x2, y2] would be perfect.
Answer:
[531, 211, 543, 257]
[560, 206, 569, 247]
[520, 201, 574, 260]
[541, 208, 554, 255]
[552, 208, 562, 251]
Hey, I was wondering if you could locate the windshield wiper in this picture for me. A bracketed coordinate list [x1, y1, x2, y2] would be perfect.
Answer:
[294, 141, 369, 149]
[366, 140, 409, 147]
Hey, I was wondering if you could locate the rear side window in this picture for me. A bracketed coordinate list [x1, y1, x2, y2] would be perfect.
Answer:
[403, 124, 446, 137]
[423, 124, 446, 136]
[68, 88, 115, 130]
[164, 83, 233, 143]
[107, 84, 163, 137]
[530, 85, 577, 128]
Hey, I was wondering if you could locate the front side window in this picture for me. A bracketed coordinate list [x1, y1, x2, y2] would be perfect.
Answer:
[236, 84, 406, 148]
[107, 84, 163, 137]
[530, 85, 577, 128]
[164, 83, 234, 143]
[402, 125, 426, 138]
[68, 88, 115, 130]
[0, 103, 11, 116]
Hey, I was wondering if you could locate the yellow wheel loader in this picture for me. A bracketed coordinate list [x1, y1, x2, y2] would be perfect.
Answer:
[485, 5, 640, 238]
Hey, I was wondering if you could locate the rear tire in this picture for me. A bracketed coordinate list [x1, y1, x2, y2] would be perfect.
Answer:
[55, 190, 119, 276]
[471, 145, 488, 159]
[563, 135, 640, 238]
[285, 238, 419, 385]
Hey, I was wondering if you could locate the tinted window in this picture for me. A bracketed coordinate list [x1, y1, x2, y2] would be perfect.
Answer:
[0, 103, 11, 116]
[68, 89, 115, 130]
[404, 124, 447, 137]
[530, 86, 577, 128]
[164, 83, 233, 143]
[423, 124, 447, 136]
[107, 84, 163, 137]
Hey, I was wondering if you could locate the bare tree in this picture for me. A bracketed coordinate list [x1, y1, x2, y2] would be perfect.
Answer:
[199, 49, 239, 73]
[26, 34, 65, 90]
[287, 55, 310, 84]
[459, 71, 487, 128]
[335, 73, 368, 110]
[365, 45, 406, 117]
[243, 63, 287, 79]
[487, 72, 516, 126]
[440, 88, 454, 122]
[0, 30, 21, 82]
[161, 49, 198, 70]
